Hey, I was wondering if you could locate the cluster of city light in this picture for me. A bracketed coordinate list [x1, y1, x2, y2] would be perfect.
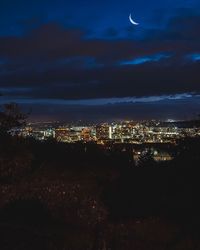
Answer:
[19, 120, 200, 144]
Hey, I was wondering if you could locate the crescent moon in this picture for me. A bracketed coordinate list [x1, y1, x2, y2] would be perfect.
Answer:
[129, 13, 139, 26]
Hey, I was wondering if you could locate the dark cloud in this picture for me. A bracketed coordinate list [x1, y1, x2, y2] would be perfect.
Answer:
[1, 58, 200, 100]
[0, 9, 200, 114]
[145, 8, 200, 41]
[22, 96, 200, 122]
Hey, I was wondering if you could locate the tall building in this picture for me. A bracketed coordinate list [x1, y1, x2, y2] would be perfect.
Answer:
[96, 124, 112, 140]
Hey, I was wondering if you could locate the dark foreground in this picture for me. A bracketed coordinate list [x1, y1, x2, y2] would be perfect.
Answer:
[1, 137, 200, 250]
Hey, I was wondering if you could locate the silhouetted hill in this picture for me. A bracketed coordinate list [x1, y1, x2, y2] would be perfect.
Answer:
[159, 119, 200, 128]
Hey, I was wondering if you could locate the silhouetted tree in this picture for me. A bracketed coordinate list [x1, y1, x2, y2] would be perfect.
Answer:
[0, 103, 27, 138]
[0, 103, 33, 182]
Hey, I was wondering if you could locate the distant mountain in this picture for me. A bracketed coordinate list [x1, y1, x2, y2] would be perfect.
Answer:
[159, 120, 200, 128]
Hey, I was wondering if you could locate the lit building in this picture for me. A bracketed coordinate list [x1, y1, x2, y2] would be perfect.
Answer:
[96, 124, 112, 141]
[55, 128, 70, 142]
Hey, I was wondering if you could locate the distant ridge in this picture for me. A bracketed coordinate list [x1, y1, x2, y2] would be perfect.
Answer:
[159, 120, 200, 128]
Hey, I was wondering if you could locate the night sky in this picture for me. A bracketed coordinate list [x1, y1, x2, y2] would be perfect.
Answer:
[0, 0, 200, 121]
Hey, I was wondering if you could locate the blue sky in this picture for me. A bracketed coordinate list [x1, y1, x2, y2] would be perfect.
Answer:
[0, 0, 200, 121]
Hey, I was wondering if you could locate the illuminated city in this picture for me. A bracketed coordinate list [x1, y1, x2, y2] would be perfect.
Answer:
[21, 120, 200, 144]
[14, 119, 199, 165]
